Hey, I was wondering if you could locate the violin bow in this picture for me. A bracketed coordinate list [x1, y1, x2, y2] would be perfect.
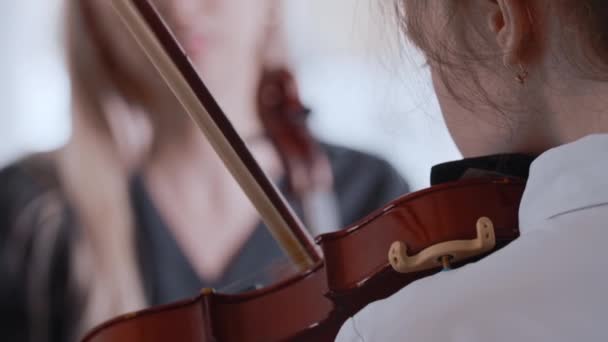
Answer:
[109, 0, 321, 270]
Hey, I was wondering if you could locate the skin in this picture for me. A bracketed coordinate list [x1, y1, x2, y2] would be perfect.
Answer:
[414, 0, 608, 157]
[84, 0, 283, 282]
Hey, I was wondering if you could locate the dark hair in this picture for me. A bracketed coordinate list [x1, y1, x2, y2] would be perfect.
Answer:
[394, 0, 608, 112]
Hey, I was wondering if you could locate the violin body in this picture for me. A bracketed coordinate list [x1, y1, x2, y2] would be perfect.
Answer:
[84, 178, 523, 341]
[83, 264, 335, 341]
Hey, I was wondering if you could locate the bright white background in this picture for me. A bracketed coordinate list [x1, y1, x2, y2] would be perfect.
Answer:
[0, 0, 71, 168]
[0, 0, 460, 190]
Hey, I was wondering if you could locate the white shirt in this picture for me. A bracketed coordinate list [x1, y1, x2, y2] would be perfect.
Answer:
[336, 134, 608, 342]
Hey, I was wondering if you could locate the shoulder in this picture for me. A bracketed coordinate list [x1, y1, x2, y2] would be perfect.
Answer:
[322, 144, 409, 225]
[336, 209, 608, 341]
[0, 158, 60, 194]
[0, 158, 74, 340]
[0, 157, 69, 270]
[323, 144, 402, 180]
[323, 143, 409, 195]
[0, 158, 63, 231]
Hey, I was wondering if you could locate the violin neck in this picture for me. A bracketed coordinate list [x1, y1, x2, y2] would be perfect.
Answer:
[110, 0, 321, 269]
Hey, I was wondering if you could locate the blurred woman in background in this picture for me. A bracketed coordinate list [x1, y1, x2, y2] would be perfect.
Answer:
[0, 0, 407, 341]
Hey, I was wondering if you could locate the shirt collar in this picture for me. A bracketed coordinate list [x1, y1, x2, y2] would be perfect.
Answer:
[519, 134, 608, 232]
[430, 154, 535, 185]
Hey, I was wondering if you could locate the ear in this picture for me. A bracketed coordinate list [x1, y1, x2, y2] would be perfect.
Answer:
[487, 0, 533, 67]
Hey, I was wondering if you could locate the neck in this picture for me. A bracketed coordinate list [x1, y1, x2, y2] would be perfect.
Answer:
[142, 110, 283, 189]
[146, 123, 216, 178]
[141, 63, 265, 156]
[537, 75, 608, 148]
[139, 115, 284, 283]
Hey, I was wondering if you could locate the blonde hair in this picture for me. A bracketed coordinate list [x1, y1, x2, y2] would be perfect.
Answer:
[61, 0, 145, 337]
[16, 0, 286, 339]
[9, 2, 147, 340]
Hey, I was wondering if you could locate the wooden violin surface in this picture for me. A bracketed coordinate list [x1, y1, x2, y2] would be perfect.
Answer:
[84, 178, 523, 341]
[84, 263, 335, 341]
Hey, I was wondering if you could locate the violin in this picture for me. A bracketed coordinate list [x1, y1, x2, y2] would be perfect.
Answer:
[257, 68, 340, 235]
[83, 1, 525, 341]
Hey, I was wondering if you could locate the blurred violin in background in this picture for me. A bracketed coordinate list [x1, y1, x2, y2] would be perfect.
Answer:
[257, 68, 340, 236]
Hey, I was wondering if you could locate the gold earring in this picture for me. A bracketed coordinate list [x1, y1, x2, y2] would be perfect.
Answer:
[515, 64, 529, 85]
